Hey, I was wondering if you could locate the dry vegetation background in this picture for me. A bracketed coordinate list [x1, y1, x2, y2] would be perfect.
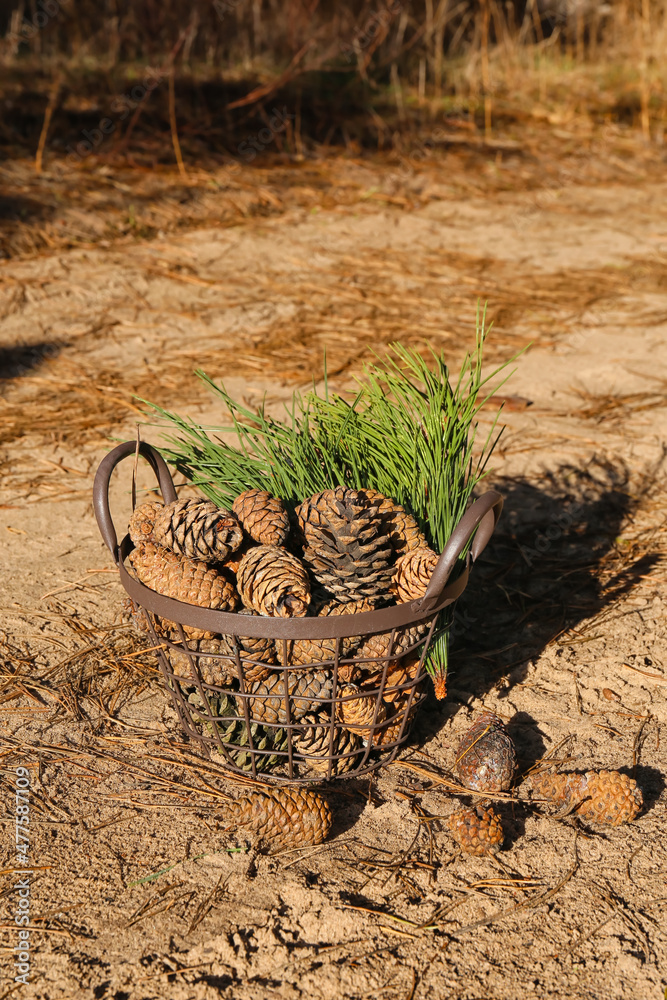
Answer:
[1, 2, 667, 999]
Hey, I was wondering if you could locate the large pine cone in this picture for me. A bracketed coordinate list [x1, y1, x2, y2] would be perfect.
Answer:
[128, 542, 240, 639]
[336, 683, 386, 737]
[456, 711, 516, 793]
[293, 714, 361, 775]
[224, 787, 332, 853]
[247, 669, 333, 723]
[362, 489, 427, 555]
[296, 488, 393, 603]
[392, 547, 439, 603]
[237, 545, 310, 618]
[232, 489, 290, 546]
[531, 770, 642, 825]
[128, 501, 164, 547]
[448, 805, 504, 856]
[151, 498, 243, 564]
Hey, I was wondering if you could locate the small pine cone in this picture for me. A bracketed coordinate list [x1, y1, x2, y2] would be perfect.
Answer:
[247, 668, 333, 724]
[128, 542, 240, 639]
[225, 607, 277, 662]
[128, 501, 164, 546]
[448, 805, 504, 856]
[166, 638, 236, 686]
[456, 711, 516, 793]
[371, 701, 416, 748]
[336, 683, 386, 736]
[232, 489, 290, 546]
[531, 770, 642, 825]
[152, 498, 243, 564]
[363, 654, 423, 704]
[293, 714, 362, 775]
[237, 545, 311, 618]
[224, 787, 333, 853]
[392, 547, 439, 603]
[296, 488, 393, 603]
[362, 489, 427, 556]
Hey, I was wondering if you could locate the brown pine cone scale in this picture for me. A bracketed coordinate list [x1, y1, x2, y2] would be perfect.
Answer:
[152, 498, 243, 563]
[233, 489, 290, 546]
[224, 787, 332, 853]
[237, 545, 310, 618]
[392, 547, 439, 603]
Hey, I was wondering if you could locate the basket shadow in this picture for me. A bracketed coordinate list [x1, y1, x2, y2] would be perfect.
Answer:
[0, 341, 64, 379]
[447, 453, 664, 702]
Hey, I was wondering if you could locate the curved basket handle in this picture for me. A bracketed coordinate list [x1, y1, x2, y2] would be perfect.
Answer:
[93, 441, 178, 564]
[412, 490, 503, 615]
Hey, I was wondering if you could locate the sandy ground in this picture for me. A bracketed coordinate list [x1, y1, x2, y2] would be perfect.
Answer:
[1, 141, 666, 1000]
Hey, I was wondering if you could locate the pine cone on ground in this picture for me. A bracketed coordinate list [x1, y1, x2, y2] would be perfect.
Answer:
[336, 683, 386, 737]
[237, 545, 310, 618]
[456, 711, 516, 793]
[296, 488, 393, 603]
[232, 489, 290, 546]
[128, 542, 240, 639]
[392, 547, 439, 603]
[362, 489, 427, 556]
[293, 714, 362, 775]
[152, 498, 243, 564]
[531, 769, 642, 825]
[128, 501, 164, 547]
[223, 787, 333, 853]
[448, 805, 504, 856]
[247, 669, 333, 724]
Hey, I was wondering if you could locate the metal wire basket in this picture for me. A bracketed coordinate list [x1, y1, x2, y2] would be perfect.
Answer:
[94, 441, 502, 784]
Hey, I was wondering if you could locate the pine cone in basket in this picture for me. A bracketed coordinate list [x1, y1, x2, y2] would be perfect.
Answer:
[456, 711, 516, 793]
[187, 690, 286, 772]
[286, 597, 377, 667]
[237, 545, 310, 618]
[152, 498, 243, 564]
[392, 547, 439, 603]
[448, 804, 504, 856]
[355, 621, 431, 670]
[128, 501, 164, 547]
[296, 488, 393, 603]
[128, 542, 240, 639]
[224, 787, 333, 853]
[362, 489, 427, 556]
[168, 637, 238, 686]
[336, 683, 386, 737]
[371, 699, 416, 748]
[246, 669, 333, 724]
[232, 489, 290, 546]
[531, 769, 643, 825]
[293, 714, 362, 775]
[363, 653, 424, 703]
[220, 607, 277, 663]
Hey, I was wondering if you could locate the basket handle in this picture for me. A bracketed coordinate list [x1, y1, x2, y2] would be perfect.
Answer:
[93, 441, 178, 564]
[412, 490, 503, 615]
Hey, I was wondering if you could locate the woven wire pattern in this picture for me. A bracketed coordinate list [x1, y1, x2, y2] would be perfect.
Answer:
[145, 610, 439, 784]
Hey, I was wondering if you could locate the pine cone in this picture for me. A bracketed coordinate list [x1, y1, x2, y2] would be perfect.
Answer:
[128, 501, 164, 546]
[356, 621, 430, 669]
[286, 597, 374, 668]
[187, 690, 286, 772]
[392, 547, 439, 603]
[362, 653, 424, 704]
[336, 683, 386, 737]
[456, 711, 516, 793]
[296, 488, 393, 603]
[247, 669, 333, 723]
[233, 489, 290, 546]
[128, 542, 240, 639]
[224, 787, 332, 853]
[371, 700, 416, 748]
[362, 489, 427, 555]
[293, 714, 362, 775]
[448, 805, 504, 856]
[220, 538, 255, 576]
[223, 607, 277, 663]
[152, 498, 243, 564]
[237, 545, 310, 618]
[531, 769, 642, 825]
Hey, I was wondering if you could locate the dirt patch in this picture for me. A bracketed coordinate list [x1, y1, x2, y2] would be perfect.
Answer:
[1, 138, 666, 999]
